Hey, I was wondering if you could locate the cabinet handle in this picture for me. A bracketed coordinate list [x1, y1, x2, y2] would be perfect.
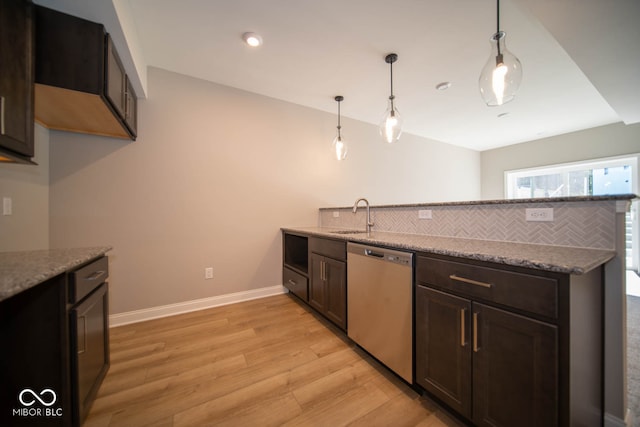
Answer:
[460, 308, 466, 347]
[1, 96, 5, 135]
[86, 270, 106, 281]
[288, 279, 297, 286]
[321, 261, 326, 281]
[473, 312, 479, 352]
[124, 91, 131, 119]
[449, 274, 492, 289]
[78, 316, 87, 355]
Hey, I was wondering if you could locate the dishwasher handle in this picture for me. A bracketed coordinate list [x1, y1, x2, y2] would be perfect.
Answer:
[365, 249, 385, 258]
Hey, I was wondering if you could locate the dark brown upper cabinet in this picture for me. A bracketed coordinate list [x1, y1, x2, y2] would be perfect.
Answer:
[0, 0, 35, 164]
[34, 6, 137, 140]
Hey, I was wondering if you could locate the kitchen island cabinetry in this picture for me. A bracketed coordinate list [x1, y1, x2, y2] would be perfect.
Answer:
[34, 6, 137, 140]
[309, 237, 347, 330]
[0, 0, 34, 164]
[415, 253, 602, 427]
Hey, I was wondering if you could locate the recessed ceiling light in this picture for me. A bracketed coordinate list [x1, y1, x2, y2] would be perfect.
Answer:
[242, 32, 263, 47]
[435, 82, 451, 91]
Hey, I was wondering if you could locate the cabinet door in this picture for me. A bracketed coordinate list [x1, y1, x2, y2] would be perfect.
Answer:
[0, 0, 34, 159]
[416, 285, 472, 418]
[105, 35, 126, 120]
[473, 303, 558, 427]
[71, 283, 109, 425]
[308, 254, 325, 313]
[325, 258, 346, 330]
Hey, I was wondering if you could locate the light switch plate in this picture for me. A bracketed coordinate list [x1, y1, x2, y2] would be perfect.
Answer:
[205, 267, 213, 279]
[2, 197, 12, 215]
[525, 208, 554, 222]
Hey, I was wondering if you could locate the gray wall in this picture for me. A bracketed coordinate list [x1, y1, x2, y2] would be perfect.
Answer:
[480, 122, 640, 200]
[0, 125, 50, 251]
[47, 67, 480, 314]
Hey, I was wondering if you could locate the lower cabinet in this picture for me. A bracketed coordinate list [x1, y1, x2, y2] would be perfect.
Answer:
[416, 286, 557, 426]
[0, 256, 109, 427]
[0, 274, 71, 427]
[309, 253, 346, 330]
[283, 266, 308, 301]
[281, 233, 347, 331]
[415, 287, 472, 418]
[415, 253, 603, 427]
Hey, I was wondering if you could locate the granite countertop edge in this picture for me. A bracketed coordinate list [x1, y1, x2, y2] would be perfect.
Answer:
[281, 227, 615, 275]
[0, 246, 112, 303]
[319, 194, 638, 211]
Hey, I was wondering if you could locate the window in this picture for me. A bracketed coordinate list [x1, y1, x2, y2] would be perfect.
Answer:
[505, 155, 636, 199]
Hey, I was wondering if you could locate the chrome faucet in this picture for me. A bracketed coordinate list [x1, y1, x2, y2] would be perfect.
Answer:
[353, 198, 374, 233]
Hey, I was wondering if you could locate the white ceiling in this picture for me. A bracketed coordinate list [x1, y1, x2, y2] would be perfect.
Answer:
[34, 0, 640, 151]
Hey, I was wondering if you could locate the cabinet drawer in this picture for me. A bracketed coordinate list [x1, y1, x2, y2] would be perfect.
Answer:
[283, 267, 308, 301]
[70, 256, 109, 304]
[416, 256, 557, 319]
[309, 237, 346, 261]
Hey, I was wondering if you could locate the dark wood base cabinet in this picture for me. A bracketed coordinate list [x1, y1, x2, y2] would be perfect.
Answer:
[0, 275, 71, 426]
[282, 232, 347, 331]
[415, 254, 603, 427]
[308, 237, 347, 330]
[282, 232, 310, 301]
[0, 257, 109, 427]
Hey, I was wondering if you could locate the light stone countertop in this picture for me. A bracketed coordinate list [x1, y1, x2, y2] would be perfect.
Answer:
[0, 247, 112, 303]
[319, 194, 637, 210]
[282, 227, 615, 275]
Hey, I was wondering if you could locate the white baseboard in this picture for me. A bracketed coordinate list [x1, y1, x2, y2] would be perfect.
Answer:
[109, 285, 287, 327]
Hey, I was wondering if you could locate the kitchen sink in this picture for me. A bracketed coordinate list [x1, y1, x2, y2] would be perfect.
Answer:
[329, 230, 368, 235]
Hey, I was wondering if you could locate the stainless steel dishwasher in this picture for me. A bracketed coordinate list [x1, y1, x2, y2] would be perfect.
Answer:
[347, 242, 413, 383]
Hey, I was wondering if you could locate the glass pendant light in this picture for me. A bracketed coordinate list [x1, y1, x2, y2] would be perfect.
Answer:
[332, 96, 348, 161]
[478, 0, 522, 106]
[379, 53, 403, 143]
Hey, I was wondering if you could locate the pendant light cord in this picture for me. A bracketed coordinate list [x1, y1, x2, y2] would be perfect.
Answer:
[496, 0, 502, 58]
[383, 53, 398, 116]
[337, 98, 342, 137]
[389, 60, 395, 109]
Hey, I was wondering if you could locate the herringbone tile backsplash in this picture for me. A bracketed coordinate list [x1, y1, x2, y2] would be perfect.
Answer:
[320, 201, 619, 249]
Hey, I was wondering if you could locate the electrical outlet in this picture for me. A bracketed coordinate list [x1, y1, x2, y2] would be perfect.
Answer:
[418, 209, 432, 220]
[205, 267, 213, 279]
[333, 211, 340, 218]
[525, 208, 554, 222]
[2, 197, 12, 216]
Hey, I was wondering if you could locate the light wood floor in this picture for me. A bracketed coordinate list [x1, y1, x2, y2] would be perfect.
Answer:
[85, 294, 463, 427]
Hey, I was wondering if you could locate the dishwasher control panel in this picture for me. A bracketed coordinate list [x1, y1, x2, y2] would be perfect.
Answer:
[386, 254, 411, 266]
[348, 242, 413, 266]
